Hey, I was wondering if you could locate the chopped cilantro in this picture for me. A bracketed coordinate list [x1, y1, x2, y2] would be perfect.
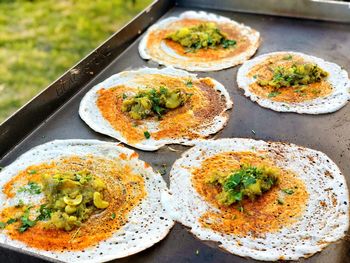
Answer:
[282, 188, 294, 195]
[36, 204, 52, 221]
[283, 54, 293, 60]
[294, 89, 304, 93]
[144, 131, 151, 139]
[18, 182, 41, 195]
[185, 80, 193, 87]
[311, 89, 321, 95]
[268, 91, 281, 98]
[16, 199, 25, 208]
[18, 208, 36, 232]
[222, 39, 236, 49]
[277, 198, 284, 205]
[27, 170, 37, 174]
[0, 222, 5, 229]
[6, 218, 16, 224]
[111, 213, 116, 220]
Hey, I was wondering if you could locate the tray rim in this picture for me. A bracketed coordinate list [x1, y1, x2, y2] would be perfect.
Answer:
[176, 0, 350, 23]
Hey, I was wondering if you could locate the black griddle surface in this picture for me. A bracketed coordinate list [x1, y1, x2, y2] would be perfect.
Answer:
[1, 6, 349, 263]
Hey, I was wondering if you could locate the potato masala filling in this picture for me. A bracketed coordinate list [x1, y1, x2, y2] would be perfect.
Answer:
[192, 151, 308, 236]
[206, 164, 279, 207]
[121, 86, 191, 120]
[0, 156, 146, 250]
[248, 54, 332, 102]
[0, 170, 110, 233]
[165, 22, 236, 53]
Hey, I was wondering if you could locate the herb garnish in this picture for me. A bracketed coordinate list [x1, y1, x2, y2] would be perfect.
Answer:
[36, 204, 52, 221]
[18, 208, 36, 232]
[111, 213, 116, 220]
[311, 89, 321, 95]
[15, 199, 25, 208]
[282, 188, 294, 195]
[0, 218, 17, 230]
[222, 39, 237, 49]
[283, 55, 293, 60]
[293, 89, 304, 93]
[6, 218, 16, 224]
[11, 205, 52, 233]
[185, 80, 193, 87]
[268, 91, 281, 98]
[277, 198, 284, 205]
[144, 131, 151, 139]
[208, 165, 279, 207]
[18, 182, 42, 195]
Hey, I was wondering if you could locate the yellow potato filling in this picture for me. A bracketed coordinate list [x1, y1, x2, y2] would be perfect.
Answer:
[41, 170, 109, 231]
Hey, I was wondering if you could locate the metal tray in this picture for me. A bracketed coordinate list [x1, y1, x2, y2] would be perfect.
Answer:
[1, 0, 349, 262]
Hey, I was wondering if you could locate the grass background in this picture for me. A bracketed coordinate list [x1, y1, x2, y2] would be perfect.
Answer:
[0, 0, 152, 122]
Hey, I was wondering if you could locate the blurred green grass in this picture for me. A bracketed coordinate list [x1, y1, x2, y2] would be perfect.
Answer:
[0, 0, 152, 122]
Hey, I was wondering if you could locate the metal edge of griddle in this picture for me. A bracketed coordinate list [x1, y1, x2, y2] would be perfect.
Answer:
[0, 242, 63, 263]
[176, 0, 350, 23]
[0, 0, 175, 160]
